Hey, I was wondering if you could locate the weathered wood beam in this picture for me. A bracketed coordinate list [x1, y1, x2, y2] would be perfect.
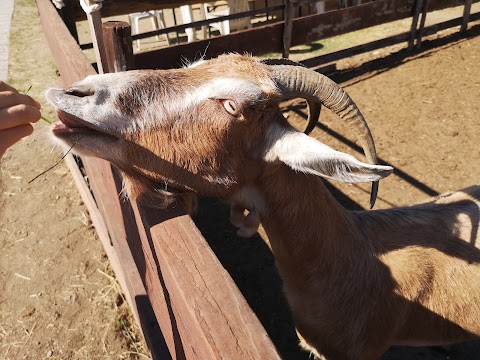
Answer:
[71, 0, 473, 22]
[103, 21, 134, 73]
[462, 0, 474, 31]
[416, 0, 429, 50]
[131, 201, 282, 359]
[86, 10, 107, 74]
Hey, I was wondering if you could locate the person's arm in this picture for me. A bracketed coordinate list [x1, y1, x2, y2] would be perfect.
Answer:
[0, 81, 42, 157]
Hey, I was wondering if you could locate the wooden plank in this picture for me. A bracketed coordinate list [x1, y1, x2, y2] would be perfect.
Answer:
[416, 0, 429, 49]
[132, 201, 282, 360]
[81, 158, 171, 359]
[63, 156, 111, 267]
[71, 0, 472, 20]
[36, 0, 96, 84]
[408, 0, 424, 51]
[86, 10, 107, 74]
[64, 155, 169, 360]
[429, 0, 477, 12]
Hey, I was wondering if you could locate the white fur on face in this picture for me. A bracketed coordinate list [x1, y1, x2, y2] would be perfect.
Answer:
[160, 77, 265, 122]
[121, 75, 270, 135]
[47, 75, 267, 136]
[47, 62, 273, 140]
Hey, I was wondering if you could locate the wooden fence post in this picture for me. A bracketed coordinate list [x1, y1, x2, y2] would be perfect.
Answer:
[408, 0, 424, 51]
[415, 0, 429, 49]
[283, 0, 294, 58]
[461, 0, 473, 31]
[101, 21, 171, 360]
[102, 21, 134, 73]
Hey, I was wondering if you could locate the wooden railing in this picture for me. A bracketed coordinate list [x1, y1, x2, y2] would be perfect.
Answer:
[61, 0, 478, 67]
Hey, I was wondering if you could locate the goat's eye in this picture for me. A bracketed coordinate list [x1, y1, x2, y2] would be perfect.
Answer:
[222, 99, 240, 116]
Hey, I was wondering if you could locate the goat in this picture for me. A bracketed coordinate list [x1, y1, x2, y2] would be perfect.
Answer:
[45, 54, 480, 360]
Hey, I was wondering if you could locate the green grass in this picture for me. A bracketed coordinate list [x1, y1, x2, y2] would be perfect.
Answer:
[24, 85, 53, 124]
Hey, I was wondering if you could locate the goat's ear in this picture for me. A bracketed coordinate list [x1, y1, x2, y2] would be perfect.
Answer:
[265, 131, 393, 183]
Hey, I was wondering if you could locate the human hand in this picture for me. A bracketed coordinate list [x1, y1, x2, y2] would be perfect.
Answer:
[0, 81, 42, 157]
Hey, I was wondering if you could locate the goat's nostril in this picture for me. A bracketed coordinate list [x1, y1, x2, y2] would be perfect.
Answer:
[65, 87, 94, 98]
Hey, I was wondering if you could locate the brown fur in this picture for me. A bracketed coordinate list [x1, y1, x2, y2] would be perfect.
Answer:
[258, 163, 480, 359]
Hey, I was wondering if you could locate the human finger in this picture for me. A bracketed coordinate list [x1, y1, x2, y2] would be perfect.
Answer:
[0, 104, 42, 131]
[0, 91, 41, 110]
[0, 81, 19, 93]
[0, 124, 34, 157]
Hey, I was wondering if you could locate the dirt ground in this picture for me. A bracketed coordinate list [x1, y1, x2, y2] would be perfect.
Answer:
[0, 1, 148, 359]
[1, 1, 479, 360]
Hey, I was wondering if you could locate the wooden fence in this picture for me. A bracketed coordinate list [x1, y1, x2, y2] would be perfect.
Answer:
[60, 0, 479, 68]
[37, 0, 478, 358]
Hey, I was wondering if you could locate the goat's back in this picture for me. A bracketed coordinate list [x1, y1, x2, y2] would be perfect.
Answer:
[362, 185, 480, 346]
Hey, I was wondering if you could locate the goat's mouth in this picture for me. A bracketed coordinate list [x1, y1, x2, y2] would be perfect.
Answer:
[52, 109, 117, 140]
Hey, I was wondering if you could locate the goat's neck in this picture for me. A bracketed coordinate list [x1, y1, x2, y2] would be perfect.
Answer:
[254, 163, 365, 288]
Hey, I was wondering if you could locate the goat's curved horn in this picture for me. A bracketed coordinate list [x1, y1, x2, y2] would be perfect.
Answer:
[265, 61, 381, 208]
[260, 58, 321, 135]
